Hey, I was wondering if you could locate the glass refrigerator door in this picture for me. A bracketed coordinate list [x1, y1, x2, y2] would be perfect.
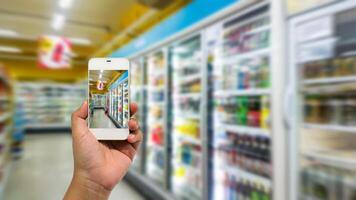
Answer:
[130, 59, 145, 172]
[212, 4, 272, 200]
[171, 35, 203, 199]
[145, 51, 166, 187]
[289, 1, 356, 199]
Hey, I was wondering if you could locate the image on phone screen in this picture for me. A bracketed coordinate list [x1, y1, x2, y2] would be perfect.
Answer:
[88, 70, 129, 129]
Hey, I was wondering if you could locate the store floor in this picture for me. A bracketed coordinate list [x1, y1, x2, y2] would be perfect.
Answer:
[3, 134, 145, 200]
[90, 109, 117, 128]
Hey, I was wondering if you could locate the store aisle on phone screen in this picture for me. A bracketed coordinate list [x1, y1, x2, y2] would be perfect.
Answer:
[90, 108, 116, 128]
[3, 134, 144, 200]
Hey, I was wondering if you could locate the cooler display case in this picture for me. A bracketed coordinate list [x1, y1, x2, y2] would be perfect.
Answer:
[212, 4, 272, 200]
[108, 77, 129, 128]
[145, 50, 168, 187]
[170, 35, 204, 199]
[288, 1, 356, 199]
[130, 58, 146, 172]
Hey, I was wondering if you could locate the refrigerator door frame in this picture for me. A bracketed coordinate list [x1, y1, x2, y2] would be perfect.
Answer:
[288, 1, 356, 200]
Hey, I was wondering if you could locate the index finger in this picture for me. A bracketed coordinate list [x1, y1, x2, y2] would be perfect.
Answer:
[130, 103, 138, 117]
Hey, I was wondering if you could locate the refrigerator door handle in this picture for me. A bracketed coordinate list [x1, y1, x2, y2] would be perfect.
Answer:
[283, 85, 293, 129]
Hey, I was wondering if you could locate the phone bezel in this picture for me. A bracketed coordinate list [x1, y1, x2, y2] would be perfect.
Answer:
[88, 58, 130, 140]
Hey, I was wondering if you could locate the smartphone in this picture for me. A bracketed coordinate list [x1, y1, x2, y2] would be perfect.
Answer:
[88, 58, 130, 140]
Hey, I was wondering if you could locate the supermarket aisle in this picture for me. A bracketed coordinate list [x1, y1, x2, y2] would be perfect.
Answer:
[90, 109, 116, 128]
[3, 134, 145, 200]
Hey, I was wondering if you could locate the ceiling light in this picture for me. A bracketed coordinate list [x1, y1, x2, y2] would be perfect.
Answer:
[68, 37, 92, 46]
[99, 74, 102, 79]
[0, 29, 18, 38]
[52, 14, 65, 30]
[100, 69, 104, 73]
[0, 46, 22, 53]
[59, 0, 72, 9]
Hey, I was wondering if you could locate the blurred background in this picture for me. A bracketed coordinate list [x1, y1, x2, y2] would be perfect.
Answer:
[0, 0, 355, 199]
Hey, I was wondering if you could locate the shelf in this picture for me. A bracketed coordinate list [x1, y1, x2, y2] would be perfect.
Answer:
[176, 134, 201, 146]
[214, 89, 270, 97]
[223, 166, 271, 188]
[244, 25, 270, 36]
[223, 48, 270, 65]
[0, 96, 9, 101]
[0, 113, 10, 122]
[222, 124, 270, 136]
[174, 93, 201, 99]
[302, 75, 356, 85]
[176, 73, 201, 85]
[175, 112, 200, 120]
[304, 123, 356, 134]
[303, 150, 356, 170]
[25, 123, 70, 129]
[148, 86, 165, 92]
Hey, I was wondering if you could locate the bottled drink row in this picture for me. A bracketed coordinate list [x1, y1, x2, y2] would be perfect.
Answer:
[176, 98, 200, 114]
[217, 96, 270, 129]
[304, 95, 356, 126]
[223, 17, 270, 57]
[222, 174, 272, 200]
[217, 131, 271, 178]
[175, 120, 200, 140]
[303, 56, 356, 79]
[301, 164, 356, 200]
[221, 57, 270, 90]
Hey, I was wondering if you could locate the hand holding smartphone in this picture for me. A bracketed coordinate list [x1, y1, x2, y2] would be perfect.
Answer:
[88, 58, 130, 140]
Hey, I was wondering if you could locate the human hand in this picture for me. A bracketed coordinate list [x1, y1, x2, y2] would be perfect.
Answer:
[64, 101, 142, 200]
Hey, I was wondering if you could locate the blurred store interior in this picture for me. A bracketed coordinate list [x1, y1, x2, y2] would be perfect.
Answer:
[0, 0, 356, 199]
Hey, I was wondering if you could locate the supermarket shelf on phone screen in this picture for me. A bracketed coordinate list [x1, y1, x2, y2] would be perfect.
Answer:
[303, 150, 356, 170]
[0, 113, 11, 122]
[222, 123, 270, 136]
[0, 96, 9, 101]
[304, 123, 356, 134]
[214, 89, 270, 97]
[223, 48, 270, 65]
[302, 75, 356, 85]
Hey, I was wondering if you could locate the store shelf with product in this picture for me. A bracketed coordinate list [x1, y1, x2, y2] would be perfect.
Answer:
[211, 4, 273, 200]
[144, 50, 168, 188]
[0, 67, 13, 199]
[171, 34, 205, 200]
[15, 82, 86, 132]
[288, 1, 356, 200]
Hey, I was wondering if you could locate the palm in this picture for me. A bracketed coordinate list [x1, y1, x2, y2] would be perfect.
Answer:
[71, 102, 141, 191]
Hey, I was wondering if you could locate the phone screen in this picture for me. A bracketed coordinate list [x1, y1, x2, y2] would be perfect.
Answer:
[88, 69, 129, 129]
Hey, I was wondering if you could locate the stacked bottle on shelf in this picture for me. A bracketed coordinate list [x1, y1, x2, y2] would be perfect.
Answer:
[213, 5, 272, 200]
[172, 36, 203, 199]
[303, 57, 356, 80]
[146, 51, 166, 186]
[217, 96, 270, 129]
[301, 164, 356, 200]
[223, 56, 270, 91]
[304, 94, 356, 126]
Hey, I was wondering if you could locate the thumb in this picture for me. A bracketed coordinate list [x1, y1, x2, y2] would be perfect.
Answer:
[71, 101, 89, 139]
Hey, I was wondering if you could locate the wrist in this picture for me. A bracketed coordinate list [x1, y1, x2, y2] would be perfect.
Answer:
[64, 171, 111, 200]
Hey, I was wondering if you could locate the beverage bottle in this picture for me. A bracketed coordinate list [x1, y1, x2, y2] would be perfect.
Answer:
[237, 97, 248, 125]
[260, 96, 270, 129]
[250, 182, 260, 200]
[248, 97, 261, 127]
[238, 65, 250, 89]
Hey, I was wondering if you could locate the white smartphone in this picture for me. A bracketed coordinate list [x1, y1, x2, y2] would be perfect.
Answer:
[88, 58, 130, 140]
